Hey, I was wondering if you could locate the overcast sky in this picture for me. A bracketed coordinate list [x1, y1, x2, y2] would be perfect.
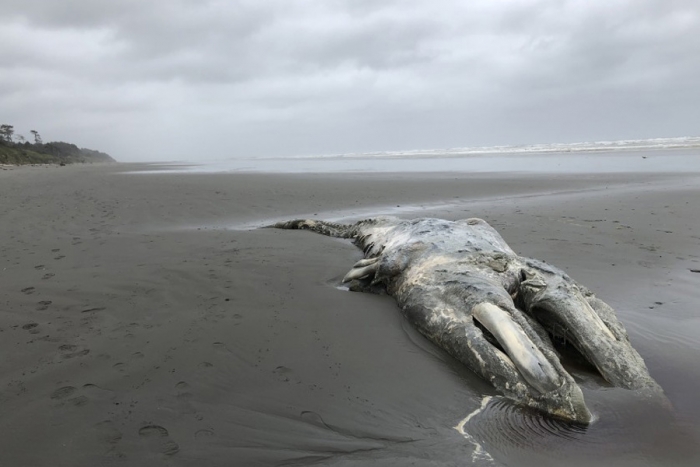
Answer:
[1, 0, 698, 161]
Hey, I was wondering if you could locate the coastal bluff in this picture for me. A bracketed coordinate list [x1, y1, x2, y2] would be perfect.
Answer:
[0, 127, 115, 166]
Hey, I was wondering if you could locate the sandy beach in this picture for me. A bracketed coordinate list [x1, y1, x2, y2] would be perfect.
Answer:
[1, 163, 700, 466]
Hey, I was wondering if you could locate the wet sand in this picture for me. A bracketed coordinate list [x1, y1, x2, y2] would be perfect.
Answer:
[1, 163, 700, 466]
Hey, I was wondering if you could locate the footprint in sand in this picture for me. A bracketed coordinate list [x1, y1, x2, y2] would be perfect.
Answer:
[138, 424, 180, 456]
[172, 381, 198, 416]
[195, 429, 216, 441]
[42, 273, 55, 280]
[94, 420, 122, 444]
[58, 343, 90, 359]
[139, 425, 169, 437]
[22, 322, 41, 334]
[50, 385, 87, 407]
[212, 342, 232, 354]
[174, 381, 193, 401]
[273, 365, 297, 383]
[51, 386, 77, 400]
[93, 420, 125, 458]
[110, 350, 146, 375]
[36, 300, 52, 311]
[50, 383, 114, 408]
[21, 287, 35, 295]
[82, 383, 116, 401]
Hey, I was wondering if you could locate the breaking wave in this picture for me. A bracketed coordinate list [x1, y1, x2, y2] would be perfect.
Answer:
[289, 136, 700, 160]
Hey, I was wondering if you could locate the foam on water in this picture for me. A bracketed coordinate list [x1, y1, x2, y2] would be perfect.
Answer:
[454, 396, 497, 464]
[286, 136, 700, 159]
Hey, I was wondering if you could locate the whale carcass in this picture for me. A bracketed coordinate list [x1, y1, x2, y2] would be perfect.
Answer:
[269, 216, 660, 423]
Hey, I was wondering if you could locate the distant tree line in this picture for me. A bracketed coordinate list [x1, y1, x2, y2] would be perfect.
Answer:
[0, 124, 42, 143]
[0, 123, 114, 165]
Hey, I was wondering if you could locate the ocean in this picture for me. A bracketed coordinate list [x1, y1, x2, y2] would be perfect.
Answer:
[135, 136, 700, 174]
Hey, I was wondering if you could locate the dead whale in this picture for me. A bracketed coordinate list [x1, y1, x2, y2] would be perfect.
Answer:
[269, 216, 661, 423]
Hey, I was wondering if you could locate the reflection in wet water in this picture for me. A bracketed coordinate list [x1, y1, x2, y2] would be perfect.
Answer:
[453, 381, 698, 466]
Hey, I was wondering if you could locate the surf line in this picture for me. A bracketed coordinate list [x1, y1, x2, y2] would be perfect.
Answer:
[454, 396, 497, 465]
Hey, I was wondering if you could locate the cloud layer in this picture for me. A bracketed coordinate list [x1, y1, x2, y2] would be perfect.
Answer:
[1, 0, 698, 161]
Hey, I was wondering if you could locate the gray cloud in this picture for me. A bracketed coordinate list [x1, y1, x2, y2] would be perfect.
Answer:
[1, 0, 698, 161]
